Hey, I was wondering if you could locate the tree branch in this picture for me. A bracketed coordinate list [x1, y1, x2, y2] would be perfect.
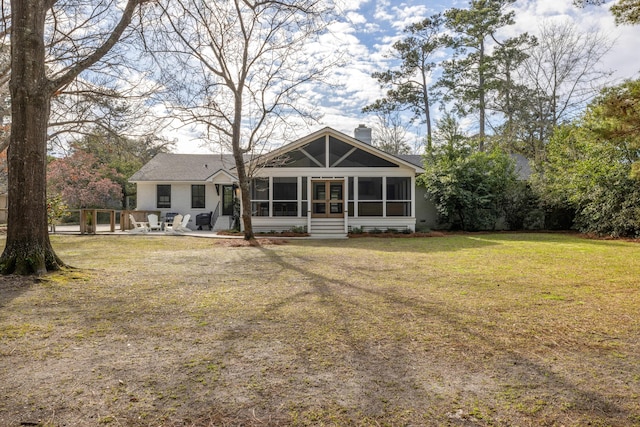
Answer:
[48, 0, 146, 93]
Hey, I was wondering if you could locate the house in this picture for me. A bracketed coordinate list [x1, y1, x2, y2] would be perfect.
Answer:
[129, 126, 438, 236]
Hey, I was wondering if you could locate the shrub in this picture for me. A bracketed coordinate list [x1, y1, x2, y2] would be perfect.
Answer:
[349, 227, 364, 234]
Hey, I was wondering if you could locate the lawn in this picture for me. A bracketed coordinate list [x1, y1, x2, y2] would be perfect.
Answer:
[0, 233, 639, 426]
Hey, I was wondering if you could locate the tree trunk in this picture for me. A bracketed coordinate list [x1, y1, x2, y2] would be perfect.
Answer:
[233, 153, 255, 241]
[478, 39, 486, 151]
[231, 98, 255, 241]
[421, 67, 433, 150]
[1, 0, 64, 274]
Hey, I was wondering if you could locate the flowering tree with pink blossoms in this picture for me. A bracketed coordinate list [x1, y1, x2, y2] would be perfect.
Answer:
[47, 150, 123, 209]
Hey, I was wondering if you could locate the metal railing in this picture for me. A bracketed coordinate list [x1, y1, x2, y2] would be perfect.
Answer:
[211, 202, 220, 231]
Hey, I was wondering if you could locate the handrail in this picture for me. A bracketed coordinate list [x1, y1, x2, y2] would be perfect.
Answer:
[212, 202, 220, 231]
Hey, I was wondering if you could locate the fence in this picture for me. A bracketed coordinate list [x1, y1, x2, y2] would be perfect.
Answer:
[4, 209, 163, 234]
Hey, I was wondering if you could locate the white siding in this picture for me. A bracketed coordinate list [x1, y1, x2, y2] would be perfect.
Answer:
[134, 181, 231, 229]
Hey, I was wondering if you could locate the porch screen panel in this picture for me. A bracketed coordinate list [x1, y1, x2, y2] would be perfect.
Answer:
[386, 177, 411, 216]
[157, 185, 171, 209]
[329, 137, 354, 166]
[273, 177, 297, 216]
[358, 177, 382, 216]
[337, 148, 399, 168]
[251, 178, 269, 216]
[303, 137, 326, 167]
[273, 137, 326, 167]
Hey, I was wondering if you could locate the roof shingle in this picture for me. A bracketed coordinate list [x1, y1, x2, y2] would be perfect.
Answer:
[129, 153, 238, 182]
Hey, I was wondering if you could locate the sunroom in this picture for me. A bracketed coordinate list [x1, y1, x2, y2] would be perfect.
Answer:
[247, 127, 425, 237]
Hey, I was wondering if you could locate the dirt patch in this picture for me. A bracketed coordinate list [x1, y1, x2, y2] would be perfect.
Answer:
[577, 232, 640, 244]
[215, 238, 289, 247]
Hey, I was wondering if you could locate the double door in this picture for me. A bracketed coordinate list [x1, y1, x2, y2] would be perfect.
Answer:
[311, 180, 344, 218]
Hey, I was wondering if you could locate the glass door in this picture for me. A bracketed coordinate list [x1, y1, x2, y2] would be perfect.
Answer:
[312, 180, 344, 217]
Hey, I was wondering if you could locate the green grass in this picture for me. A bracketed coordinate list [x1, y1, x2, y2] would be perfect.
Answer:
[1, 233, 639, 426]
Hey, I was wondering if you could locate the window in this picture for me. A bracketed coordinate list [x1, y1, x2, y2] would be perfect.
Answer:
[191, 185, 205, 209]
[157, 185, 171, 209]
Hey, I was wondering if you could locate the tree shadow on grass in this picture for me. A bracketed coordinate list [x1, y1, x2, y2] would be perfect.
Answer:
[244, 244, 632, 425]
[2, 237, 633, 426]
[290, 233, 502, 254]
[0, 275, 37, 309]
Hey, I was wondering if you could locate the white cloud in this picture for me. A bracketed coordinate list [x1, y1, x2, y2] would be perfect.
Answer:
[345, 11, 367, 25]
[511, 0, 640, 81]
[388, 4, 430, 30]
[171, 0, 640, 154]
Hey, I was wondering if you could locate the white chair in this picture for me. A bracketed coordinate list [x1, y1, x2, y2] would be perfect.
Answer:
[164, 214, 183, 233]
[147, 214, 163, 231]
[128, 214, 149, 233]
[176, 214, 191, 232]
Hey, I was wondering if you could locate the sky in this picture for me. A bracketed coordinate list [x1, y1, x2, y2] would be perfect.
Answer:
[170, 0, 640, 154]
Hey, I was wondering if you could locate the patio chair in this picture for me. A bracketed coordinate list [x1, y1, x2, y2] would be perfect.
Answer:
[164, 214, 183, 233]
[164, 212, 179, 224]
[128, 214, 149, 233]
[147, 213, 163, 231]
[176, 214, 191, 232]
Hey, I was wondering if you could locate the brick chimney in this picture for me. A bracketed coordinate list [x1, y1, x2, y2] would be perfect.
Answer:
[354, 124, 372, 145]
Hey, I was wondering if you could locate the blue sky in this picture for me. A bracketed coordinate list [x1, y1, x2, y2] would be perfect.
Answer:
[172, 0, 640, 153]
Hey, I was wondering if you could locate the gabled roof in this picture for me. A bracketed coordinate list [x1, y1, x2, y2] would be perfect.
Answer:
[397, 152, 531, 179]
[129, 153, 238, 182]
[396, 154, 424, 168]
[130, 127, 427, 183]
[251, 127, 425, 173]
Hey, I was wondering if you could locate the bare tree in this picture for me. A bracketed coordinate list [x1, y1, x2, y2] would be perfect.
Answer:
[1, 0, 150, 275]
[371, 110, 412, 155]
[47, 77, 168, 155]
[0, 3, 163, 155]
[519, 20, 613, 160]
[149, 0, 335, 240]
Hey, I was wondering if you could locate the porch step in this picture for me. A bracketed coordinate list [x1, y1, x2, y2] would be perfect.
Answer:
[310, 218, 346, 238]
